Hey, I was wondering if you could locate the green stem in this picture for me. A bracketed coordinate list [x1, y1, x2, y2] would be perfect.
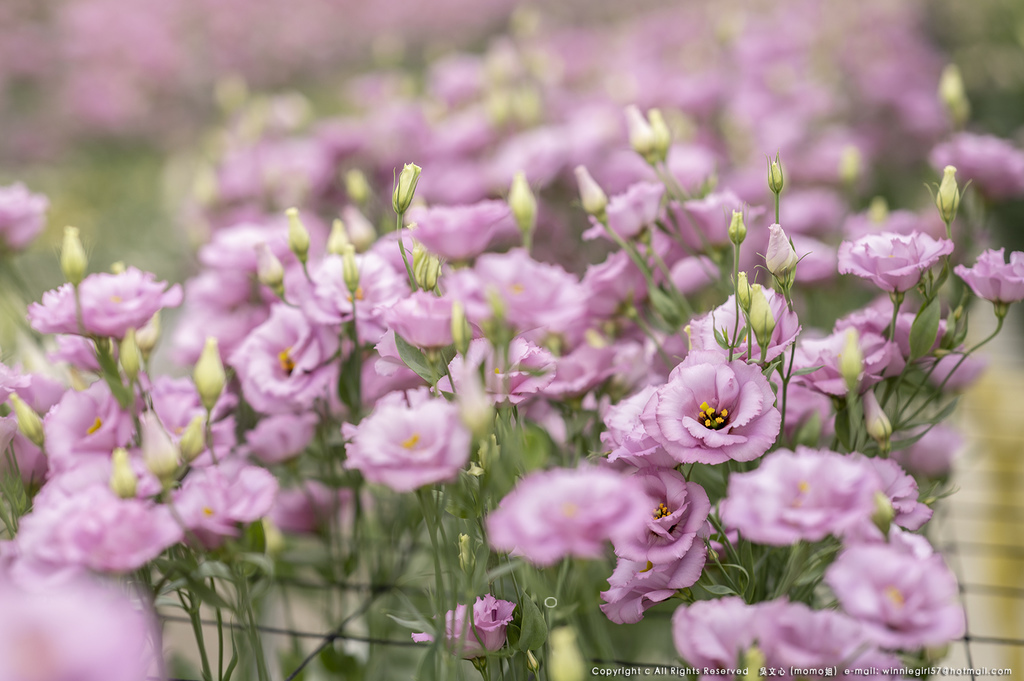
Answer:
[395, 211, 418, 291]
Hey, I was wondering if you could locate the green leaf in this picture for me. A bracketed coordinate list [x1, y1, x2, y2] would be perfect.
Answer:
[337, 347, 363, 413]
[908, 297, 941, 360]
[702, 584, 737, 596]
[834, 406, 852, 450]
[394, 333, 436, 384]
[649, 287, 681, 328]
[792, 365, 824, 377]
[182, 577, 232, 610]
[516, 596, 548, 651]
[244, 519, 266, 554]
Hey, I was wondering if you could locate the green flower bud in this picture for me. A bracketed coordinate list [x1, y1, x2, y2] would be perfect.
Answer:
[549, 628, 585, 681]
[285, 207, 310, 263]
[939, 64, 970, 127]
[412, 244, 441, 291]
[936, 165, 960, 226]
[327, 218, 350, 256]
[647, 108, 671, 163]
[136, 312, 161, 361]
[255, 242, 285, 296]
[341, 244, 361, 297]
[736, 272, 752, 311]
[120, 328, 142, 383]
[872, 490, 894, 537]
[392, 163, 422, 214]
[8, 393, 44, 448]
[839, 144, 862, 186]
[194, 337, 226, 412]
[60, 226, 88, 286]
[839, 329, 864, 394]
[179, 413, 207, 463]
[508, 171, 537, 240]
[747, 284, 775, 349]
[868, 196, 889, 224]
[728, 210, 746, 246]
[625, 105, 657, 162]
[109, 447, 138, 499]
[458, 533, 474, 574]
[767, 153, 784, 195]
[451, 300, 471, 356]
[344, 168, 371, 205]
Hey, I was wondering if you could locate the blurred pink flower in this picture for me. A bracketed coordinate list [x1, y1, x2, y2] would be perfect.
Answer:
[173, 463, 279, 548]
[0, 182, 48, 251]
[954, 248, 1024, 304]
[406, 200, 515, 261]
[412, 594, 516, 658]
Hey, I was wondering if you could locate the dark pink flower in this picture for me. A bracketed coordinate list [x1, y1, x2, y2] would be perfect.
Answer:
[486, 466, 650, 566]
[838, 231, 953, 293]
[954, 248, 1024, 304]
[28, 267, 182, 339]
[640, 351, 781, 465]
[411, 594, 516, 658]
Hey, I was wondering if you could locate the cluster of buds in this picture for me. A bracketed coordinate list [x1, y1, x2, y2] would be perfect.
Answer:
[625, 105, 671, 165]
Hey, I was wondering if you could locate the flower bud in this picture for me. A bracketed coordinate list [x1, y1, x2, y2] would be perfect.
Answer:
[412, 244, 441, 291]
[344, 168, 371, 205]
[194, 337, 226, 412]
[60, 226, 88, 286]
[647, 108, 671, 163]
[767, 153, 784, 195]
[863, 390, 892, 448]
[747, 284, 775, 348]
[141, 413, 179, 482]
[728, 210, 746, 246]
[327, 218, 350, 256]
[839, 144, 862, 186]
[136, 312, 161, 360]
[120, 328, 142, 382]
[285, 207, 310, 264]
[549, 627, 585, 681]
[109, 447, 138, 499]
[343, 205, 377, 252]
[868, 196, 889, 224]
[939, 64, 970, 127]
[574, 165, 607, 217]
[340, 244, 361, 297]
[458, 533, 474, 574]
[526, 650, 541, 674]
[263, 518, 285, 557]
[839, 329, 863, 394]
[255, 242, 285, 295]
[508, 171, 537, 240]
[742, 646, 766, 681]
[459, 364, 494, 438]
[736, 272, 752, 310]
[871, 490, 894, 537]
[179, 413, 206, 463]
[936, 165, 960, 225]
[625, 105, 657, 162]
[110, 261, 126, 275]
[451, 300, 471, 356]
[392, 163, 422, 214]
[8, 393, 44, 448]
[765, 223, 798, 277]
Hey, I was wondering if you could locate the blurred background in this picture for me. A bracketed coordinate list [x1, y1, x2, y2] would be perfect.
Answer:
[2, 0, 1024, 672]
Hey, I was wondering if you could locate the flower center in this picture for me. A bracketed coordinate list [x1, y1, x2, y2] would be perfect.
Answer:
[698, 401, 729, 430]
[86, 417, 103, 435]
[791, 480, 810, 507]
[278, 348, 295, 375]
[110, 295, 122, 303]
[884, 585, 904, 608]
[346, 286, 365, 302]
[402, 433, 421, 449]
[561, 502, 578, 518]
[639, 560, 654, 573]
[510, 283, 525, 294]
[653, 502, 672, 519]
[203, 506, 215, 517]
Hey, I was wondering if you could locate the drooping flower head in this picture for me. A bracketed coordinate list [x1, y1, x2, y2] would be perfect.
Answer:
[640, 350, 781, 465]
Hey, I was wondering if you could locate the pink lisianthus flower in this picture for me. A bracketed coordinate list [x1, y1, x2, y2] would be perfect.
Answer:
[688, 288, 800, 363]
[28, 267, 182, 338]
[890, 424, 962, 478]
[12, 485, 182, 583]
[405, 200, 516, 261]
[671, 597, 762, 673]
[583, 181, 664, 241]
[613, 468, 711, 565]
[601, 386, 679, 470]
[173, 464, 279, 549]
[149, 376, 237, 465]
[719, 447, 882, 545]
[342, 390, 470, 492]
[411, 594, 516, 658]
[954, 248, 1024, 304]
[0, 362, 29, 403]
[640, 351, 781, 465]
[671, 191, 765, 251]
[599, 550, 707, 624]
[229, 304, 340, 414]
[43, 381, 134, 475]
[0, 578, 156, 681]
[837, 231, 953, 293]
[269, 481, 354, 534]
[825, 543, 965, 649]
[0, 182, 48, 251]
[445, 337, 555, 405]
[383, 291, 454, 349]
[930, 132, 1024, 199]
[243, 412, 319, 465]
[793, 328, 898, 397]
[486, 465, 650, 566]
[581, 251, 649, 318]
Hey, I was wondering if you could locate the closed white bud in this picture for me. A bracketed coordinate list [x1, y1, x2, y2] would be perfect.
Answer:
[936, 165, 960, 225]
[179, 414, 206, 463]
[109, 447, 138, 499]
[8, 393, 44, 448]
[508, 171, 537, 239]
[625, 105, 657, 162]
[647, 108, 671, 162]
[839, 329, 864, 394]
[939, 64, 970, 127]
[342, 205, 377, 252]
[60, 226, 88, 286]
[194, 337, 226, 412]
[742, 647, 766, 681]
[574, 165, 607, 216]
[549, 627, 586, 681]
[109, 261, 126, 275]
[839, 145, 862, 186]
[141, 413, 179, 481]
[120, 328, 142, 382]
[285, 207, 310, 263]
[728, 210, 746, 246]
[255, 242, 285, 295]
[392, 163, 422, 214]
[765, 223, 798, 277]
[327, 218, 350, 256]
[458, 533, 474, 574]
[868, 196, 889, 224]
[344, 169, 371, 205]
[863, 390, 892, 447]
[767, 154, 784, 194]
[872, 490, 894, 537]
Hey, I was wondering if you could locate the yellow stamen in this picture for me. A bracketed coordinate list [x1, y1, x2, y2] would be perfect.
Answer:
[653, 503, 671, 519]
[721, 409, 728, 417]
[346, 286, 365, 302]
[699, 401, 710, 412]
[278, 348, 295, 375]
[705, 419, 712, 427]
[401, 433, 421, 449]
[86, 417, 103, 435]
[798, 481, 810, 494]
[639, 560, 654, 573]
[494, 367, 501, 374]
[884, 585, 904, 607]
[203, 507, 215, 517]
[109, 295, 122, 303]
[510, 283, 525, 294]
[562, 502, 578, 518]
